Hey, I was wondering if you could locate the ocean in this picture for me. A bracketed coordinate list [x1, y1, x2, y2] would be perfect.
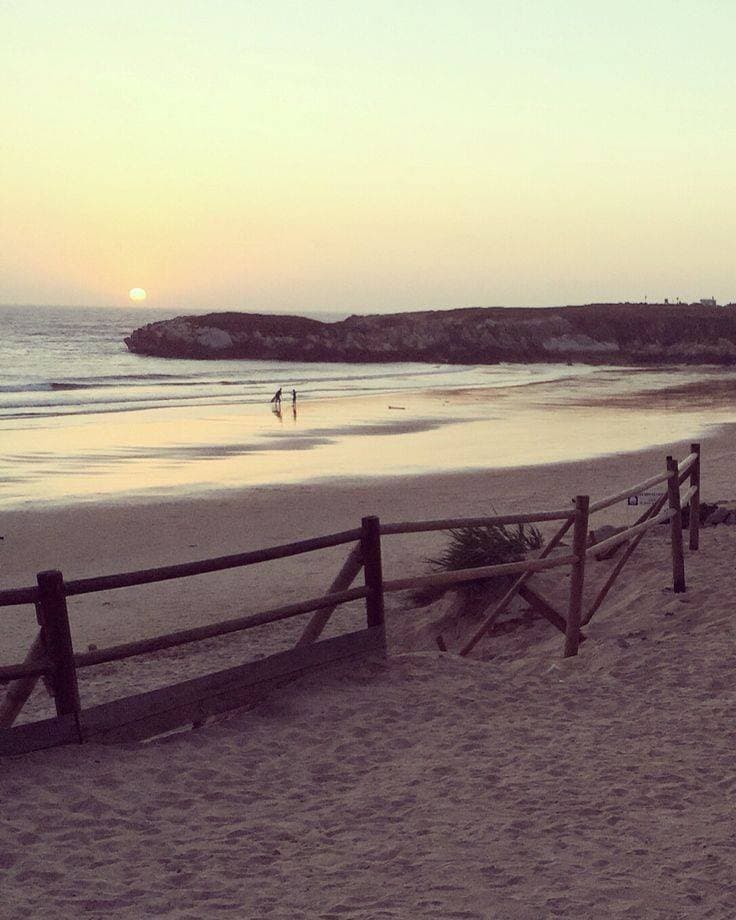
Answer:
[1, 305, 734, 508]
[0, 305, 592, 418]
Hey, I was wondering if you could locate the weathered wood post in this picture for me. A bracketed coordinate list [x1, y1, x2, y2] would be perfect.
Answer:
[361, 516, 386, 653]
[564, 495, 590, 658]
[36, 570, 82, 736]
[666, 456, 686, 593]
[689, 442, 700, 551]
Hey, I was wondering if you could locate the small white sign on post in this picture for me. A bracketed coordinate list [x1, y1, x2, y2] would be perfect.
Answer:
[627, 490, 666, 507]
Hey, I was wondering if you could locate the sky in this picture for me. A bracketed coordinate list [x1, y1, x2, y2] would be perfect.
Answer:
[2, 1, 735, 313]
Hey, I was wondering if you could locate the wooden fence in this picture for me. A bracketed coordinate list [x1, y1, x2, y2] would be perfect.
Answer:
[0, 445, 700, 756]
[379, 444, 700, 658]
[0, 518, 386, 756]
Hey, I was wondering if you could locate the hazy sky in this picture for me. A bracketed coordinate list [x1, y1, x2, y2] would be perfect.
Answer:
[2, 1, 735, 313]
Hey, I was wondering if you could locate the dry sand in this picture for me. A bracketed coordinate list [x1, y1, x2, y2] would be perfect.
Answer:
[2, 424, 736, 917]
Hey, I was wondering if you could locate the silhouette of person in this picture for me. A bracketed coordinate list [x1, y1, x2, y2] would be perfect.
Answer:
[291, 389, 297, 405]
[270, 387, 282, 408]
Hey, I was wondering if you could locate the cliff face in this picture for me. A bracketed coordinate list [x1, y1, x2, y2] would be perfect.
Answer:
[124, 303, 736, 365]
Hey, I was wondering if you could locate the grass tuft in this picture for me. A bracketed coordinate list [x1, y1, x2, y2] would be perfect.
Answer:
[411, 523, 543, 608]
[428, 523, 543, 574]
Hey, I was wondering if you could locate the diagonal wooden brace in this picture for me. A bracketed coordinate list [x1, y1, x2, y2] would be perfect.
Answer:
[518, 583, 587, 642]
[295, 544, 363, 646]
[0, 631, 49, 729]
[458, 514, 575, 657]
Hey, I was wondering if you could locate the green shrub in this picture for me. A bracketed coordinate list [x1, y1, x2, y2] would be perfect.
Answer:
[429, 523, 542, 573]
[412, 523, 543, 607]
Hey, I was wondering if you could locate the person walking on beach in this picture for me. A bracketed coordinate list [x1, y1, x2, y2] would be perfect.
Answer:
[291, 389, 297, 405]
[270, 387, 282, 408]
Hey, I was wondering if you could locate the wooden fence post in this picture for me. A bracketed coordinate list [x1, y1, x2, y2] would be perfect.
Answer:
[36, 570, 82, 736]
[361, 517, 386, 653]
[689, 442, 700, 551]
[564, 495, 590, 658]
[666, 457, 686, 593]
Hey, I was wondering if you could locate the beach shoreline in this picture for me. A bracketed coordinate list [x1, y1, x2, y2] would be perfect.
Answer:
[3, 358, 735, 509]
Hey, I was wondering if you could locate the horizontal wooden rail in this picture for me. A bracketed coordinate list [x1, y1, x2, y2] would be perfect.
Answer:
[63, 529, 363, 597]
[380, 509, 573, 535]
[75, 586, 368, 668]
[589, 471, 672, 514]
[584, 507, 674, 558]
[0, 587, 40, 609]
[0, 661, 49, 682]
[383, 553, 578, 594]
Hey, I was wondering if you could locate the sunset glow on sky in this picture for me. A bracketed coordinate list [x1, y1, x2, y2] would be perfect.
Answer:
[2, 2, 735, 313]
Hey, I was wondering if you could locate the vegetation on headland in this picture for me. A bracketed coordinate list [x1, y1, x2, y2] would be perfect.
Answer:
[125, 302, 736, 365]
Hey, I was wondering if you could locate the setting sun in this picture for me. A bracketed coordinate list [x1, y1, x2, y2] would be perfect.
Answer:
[128, 287, 147, 302]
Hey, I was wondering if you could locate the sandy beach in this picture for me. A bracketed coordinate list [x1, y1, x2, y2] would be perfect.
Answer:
[1, 419, 732, 697]
[7, 0, 736, 912]
[1, 412, 735, 917]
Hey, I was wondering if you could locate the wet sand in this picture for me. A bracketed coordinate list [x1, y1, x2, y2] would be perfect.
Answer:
[3, 366, 735, 507]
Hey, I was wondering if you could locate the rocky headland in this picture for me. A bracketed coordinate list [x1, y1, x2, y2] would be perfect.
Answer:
[124, 302, 736, 364]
